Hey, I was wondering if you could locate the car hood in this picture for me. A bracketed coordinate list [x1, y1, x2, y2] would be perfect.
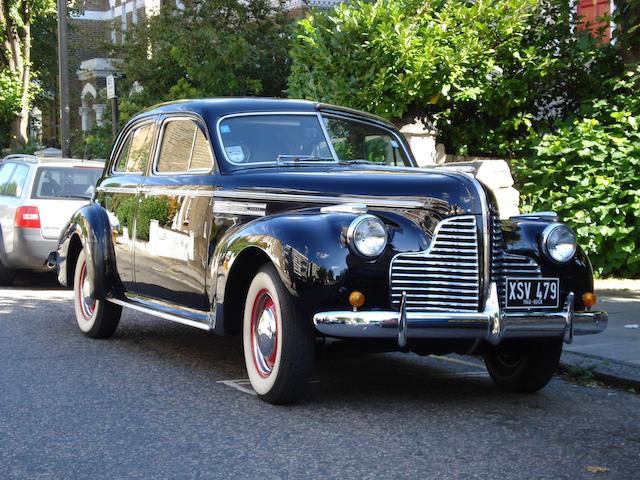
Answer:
[218, 164, 483, 215]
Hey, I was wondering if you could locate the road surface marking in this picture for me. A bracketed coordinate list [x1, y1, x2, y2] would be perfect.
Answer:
[217, 379, 256, 396]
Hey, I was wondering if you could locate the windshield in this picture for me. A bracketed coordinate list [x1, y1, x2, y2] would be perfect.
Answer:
[31, 166, 102, 200]
[218, 113, 410, 167]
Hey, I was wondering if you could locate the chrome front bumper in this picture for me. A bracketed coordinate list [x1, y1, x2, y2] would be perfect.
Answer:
[313, 284, 607, 347]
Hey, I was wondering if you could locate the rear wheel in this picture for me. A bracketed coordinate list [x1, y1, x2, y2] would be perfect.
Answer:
[242, 264, 315, 404]
[0, 259, 15, 286]
[484, 339, 563, 393]
[73, 249, 121, 338]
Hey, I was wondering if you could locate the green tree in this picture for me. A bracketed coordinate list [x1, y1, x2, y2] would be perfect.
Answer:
[515, 68, 640, 277]
[0, 0, 55, 148]
[288, 0, 619, 157]
[116, 0, 291, 111]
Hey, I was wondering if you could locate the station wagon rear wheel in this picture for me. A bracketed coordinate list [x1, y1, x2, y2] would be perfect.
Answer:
[483, 339, 563, 393]
[243, 264, 314, 404]
[0, 259, 15, 286]
[73, 249, 121, 339]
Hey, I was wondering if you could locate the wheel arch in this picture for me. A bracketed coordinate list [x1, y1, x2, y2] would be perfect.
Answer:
[218, 246, 275, 335]
[57, 203, 117, 299]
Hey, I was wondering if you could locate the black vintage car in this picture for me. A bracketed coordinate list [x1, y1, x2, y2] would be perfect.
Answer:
[56, 98, 607, 403]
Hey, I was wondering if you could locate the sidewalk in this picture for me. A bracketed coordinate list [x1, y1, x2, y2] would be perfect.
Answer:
[560, 279, 640, 390]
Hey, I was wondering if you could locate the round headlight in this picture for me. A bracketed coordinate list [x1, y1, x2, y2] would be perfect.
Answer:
[542, 223, 577, 263]
[347, 215, 387, 258]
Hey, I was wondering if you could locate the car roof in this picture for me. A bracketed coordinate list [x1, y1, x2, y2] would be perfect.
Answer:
[130, 97, 396, 130]
[1, 155, 104, 168]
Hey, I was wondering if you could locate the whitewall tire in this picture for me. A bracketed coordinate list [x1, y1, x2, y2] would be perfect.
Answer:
[73, 249, 121, 338]
[243, 264, 314, 404]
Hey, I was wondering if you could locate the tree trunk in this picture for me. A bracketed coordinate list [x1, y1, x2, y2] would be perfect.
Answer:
[10, 106, 29, 148]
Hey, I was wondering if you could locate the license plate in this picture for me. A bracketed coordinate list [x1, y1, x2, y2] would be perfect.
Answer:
[505, 278, 560, 309]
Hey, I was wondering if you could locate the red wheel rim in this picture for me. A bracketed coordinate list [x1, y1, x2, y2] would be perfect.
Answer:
[78, 262, 96, 320]
[250, 289, 278, 378]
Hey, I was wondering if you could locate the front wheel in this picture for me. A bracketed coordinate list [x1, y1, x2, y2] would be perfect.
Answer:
[73, 249, 121, 338]
[483, 339, 563, 393]
[243, 264, 315, 404]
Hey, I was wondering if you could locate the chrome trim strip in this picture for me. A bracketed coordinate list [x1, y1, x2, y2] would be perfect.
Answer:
[107, 296, 212, 331]
[468, 177, 491, 308]
[313, 286, 607, 344]
[511, 211, 559, 221]
[213, 200, 266, 217]
[97, 185, 438, 209]
[96, 186, 215, 197]
[211, 189, 429, 209]
[95, 186, 137, 194]
[320, 203, 368, 214]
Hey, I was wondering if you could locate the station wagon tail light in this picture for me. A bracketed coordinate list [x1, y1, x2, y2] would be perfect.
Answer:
[15, 206, 41, 229]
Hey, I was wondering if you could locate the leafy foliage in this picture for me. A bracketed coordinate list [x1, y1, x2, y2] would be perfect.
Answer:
[288, 0, 620, 156]
[515, 68, 640, 277]
[0, 0, 56, 147]
[116, 0, 291, 112]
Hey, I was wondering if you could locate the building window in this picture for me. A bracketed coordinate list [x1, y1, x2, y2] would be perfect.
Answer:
[577, 0, 613, 42]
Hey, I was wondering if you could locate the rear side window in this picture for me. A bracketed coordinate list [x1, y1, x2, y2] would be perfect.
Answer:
[32, 167, 102, 200]
[156, 119, 213, 173]
[113, 122, 155, 173]
[0, 163, 17, 195]
[5, 164, 30, 197]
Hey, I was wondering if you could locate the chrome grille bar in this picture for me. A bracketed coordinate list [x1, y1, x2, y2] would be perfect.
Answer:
[389, 215, 480, 312]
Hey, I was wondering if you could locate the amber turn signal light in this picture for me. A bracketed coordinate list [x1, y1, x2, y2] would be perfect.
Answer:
[582, 292, 597, 308]
[349, 291, 365, 310]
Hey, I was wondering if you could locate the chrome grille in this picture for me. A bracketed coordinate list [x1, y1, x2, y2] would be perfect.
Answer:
[390, 215, 480, 312]
[491, 215, 542, 307]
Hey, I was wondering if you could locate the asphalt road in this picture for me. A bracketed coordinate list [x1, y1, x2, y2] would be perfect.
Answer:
[1, 273, 639, 479]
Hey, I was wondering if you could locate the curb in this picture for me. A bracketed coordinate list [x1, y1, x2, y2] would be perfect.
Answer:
[559, 351, 640, 392]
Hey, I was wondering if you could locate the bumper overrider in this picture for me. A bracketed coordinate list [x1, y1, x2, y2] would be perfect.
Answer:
[313, 283, 607, 347]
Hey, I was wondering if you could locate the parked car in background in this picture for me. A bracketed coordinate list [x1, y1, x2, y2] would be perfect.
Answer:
[55, 99, 607, 404]
[0, 155, 103, 285]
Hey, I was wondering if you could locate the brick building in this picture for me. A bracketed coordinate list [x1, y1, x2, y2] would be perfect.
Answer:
[66, 0, 342, 134]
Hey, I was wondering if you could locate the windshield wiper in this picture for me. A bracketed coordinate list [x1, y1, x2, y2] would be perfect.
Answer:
[276, 155, 335, 165]
[51, 194, 92, 200]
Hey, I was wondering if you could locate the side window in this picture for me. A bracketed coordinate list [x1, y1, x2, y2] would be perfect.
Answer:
[190, 128, 214, 170]
[0, 163, 17, 195]
[156, 119, 213, 173]
[113, 133, 133, 172]
[113, 123, 155, 173]
[5, 164, 30, 197]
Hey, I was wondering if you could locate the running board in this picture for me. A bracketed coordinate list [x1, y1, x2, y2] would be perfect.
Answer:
[107, 296, 212, 331]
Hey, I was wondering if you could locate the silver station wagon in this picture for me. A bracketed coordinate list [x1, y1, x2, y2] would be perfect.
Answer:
[0, 155, 103, 285]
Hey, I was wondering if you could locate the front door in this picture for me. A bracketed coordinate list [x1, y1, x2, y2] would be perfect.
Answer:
[133, 116, 215, 311]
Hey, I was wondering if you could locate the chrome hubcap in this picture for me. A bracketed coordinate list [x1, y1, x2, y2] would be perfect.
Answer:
[251, 289, 278, 377]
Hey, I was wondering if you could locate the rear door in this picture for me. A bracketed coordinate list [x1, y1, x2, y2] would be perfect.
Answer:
[31, 165, 103, 240]
[95, 119, 156, 292]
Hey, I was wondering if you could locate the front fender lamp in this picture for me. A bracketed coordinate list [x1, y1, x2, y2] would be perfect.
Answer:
[541, 223, 577, 263]
[347, 215, 387, 258]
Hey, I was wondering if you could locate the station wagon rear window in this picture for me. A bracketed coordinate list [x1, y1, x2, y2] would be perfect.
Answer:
[218, 114, 410, 167]
[31, 167, 102, 200]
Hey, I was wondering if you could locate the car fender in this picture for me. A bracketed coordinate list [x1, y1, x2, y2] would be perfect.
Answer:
[57, 203, 116, 299]
[211, 208, 431, 317]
